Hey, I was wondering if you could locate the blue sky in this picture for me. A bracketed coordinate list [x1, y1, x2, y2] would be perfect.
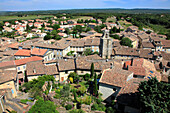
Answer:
[0, 0, 170, 11]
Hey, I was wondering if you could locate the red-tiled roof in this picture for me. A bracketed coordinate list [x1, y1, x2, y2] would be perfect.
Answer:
[15, 56, 42, 66]
[0, 61, 15, 69]
[100, 68, 133, 87]
[31, 48, 48, 56]
[124, 60, 132, 68]
[14, 49, 31, 56]
[128, 66, 146, 76]
[8, 43, 19, 48]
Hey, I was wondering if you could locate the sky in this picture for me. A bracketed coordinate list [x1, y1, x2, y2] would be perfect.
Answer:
[0, 0, 170, 11]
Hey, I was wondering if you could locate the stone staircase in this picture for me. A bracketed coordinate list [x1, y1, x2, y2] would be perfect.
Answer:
[5, 99, 25, 113]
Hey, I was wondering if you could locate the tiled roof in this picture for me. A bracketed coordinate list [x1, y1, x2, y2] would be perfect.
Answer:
[116, 78, 146, 108]
[14, 49, 31, 56]
[71, 39, 85, 47]
[45, 65, 58, 75]
[0, 61, 16, 69]
[8, 43, 19, 49]
[26, 61, 45, 76]
[142, 42, 155, 48]
[15, 56, 42, 66]
[31, 48, 48, 56]
[3, 50, 17, 56]
[113, 46, 139, 56]
[128, 66, 146, 76]
[161, 40, 170, 48]
[139, 49, 153, 59]
[0, 70, 17, 83]
[57, 59, 75, 71]
[100, 68, 133, 87]
[84, 38, 100, 46]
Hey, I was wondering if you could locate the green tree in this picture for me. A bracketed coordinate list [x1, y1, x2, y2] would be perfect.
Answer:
[73, 89, 77, 102]
[110, 34, 120, 40]
[93, 73, 98, 96]
[24, 73, 28, 82]
[42, 23, 45, 28]
[26, 24, 31, 32]
[138, 77, 169, 113]
[28, 97, 58, 113]
[83, 48, 93, 56]
[60, 85, 70, 98]
[53, 24, 60, 30]
[90, 63, 94, 78]
[64, 28, 70, 34]
[120, 37, 133, 47]
[44, 34, 52, 40]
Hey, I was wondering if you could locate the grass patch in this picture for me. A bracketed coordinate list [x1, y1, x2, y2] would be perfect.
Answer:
[71, 16, 93, 21]
[20, 99, 33, 104]
[106, 17, 116, 22]
[0, 15, 54, 22]
[148, 24, 170, 34]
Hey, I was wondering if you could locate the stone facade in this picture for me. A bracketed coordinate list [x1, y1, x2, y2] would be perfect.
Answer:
[100, 30, 113, 59]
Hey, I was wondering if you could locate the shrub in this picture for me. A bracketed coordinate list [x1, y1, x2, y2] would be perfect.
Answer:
[20, 99, 28, 104]
[69, 109, 85, 113]
[77, 85, 86, 95]
[69, 77, 73, 83]
[106, 107, 116, 113]
[84, 73, 90, 81]
[83, 96, 92, 105]
[91, 103, 106, 111]
[54, 93, 60, 99]
[91, 103, 98, 110]
[65, 104, 72, 110]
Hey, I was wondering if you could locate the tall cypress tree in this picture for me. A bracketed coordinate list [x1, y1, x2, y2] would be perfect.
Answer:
[93, 73, 98, 97]
[91, 63, 94, 78]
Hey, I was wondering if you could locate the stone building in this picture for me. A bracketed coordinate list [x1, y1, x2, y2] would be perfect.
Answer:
[100, 30, 113, 59]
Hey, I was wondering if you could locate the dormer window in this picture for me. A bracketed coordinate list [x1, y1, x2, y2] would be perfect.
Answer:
[33, 68, 36, 73]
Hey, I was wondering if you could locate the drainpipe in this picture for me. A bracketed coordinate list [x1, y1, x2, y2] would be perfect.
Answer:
[0, 95, 4, 112]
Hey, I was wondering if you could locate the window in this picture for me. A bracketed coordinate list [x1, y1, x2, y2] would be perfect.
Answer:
[23, 66, 26, 69]
[18, 67, 20, 70]
[65, 71, 68, 74]
[60, 52, 62, 55]
[113, 88, 117, 91]
[81, 70, 83, 73]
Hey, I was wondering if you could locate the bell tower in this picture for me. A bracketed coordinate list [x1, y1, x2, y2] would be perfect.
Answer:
[100, 29, 113, 59]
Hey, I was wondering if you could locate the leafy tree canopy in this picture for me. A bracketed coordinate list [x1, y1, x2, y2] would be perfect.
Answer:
[28, 97, 59, 113]
[138, 77, 170, 113]
[120, 37, 133, 47]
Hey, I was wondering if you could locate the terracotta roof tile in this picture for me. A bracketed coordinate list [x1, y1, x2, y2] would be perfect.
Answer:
[100, 68, 133, 87]
[31, 48, 48, 56]
[14, 49, 31, 56]
[15, 56, 42, 66]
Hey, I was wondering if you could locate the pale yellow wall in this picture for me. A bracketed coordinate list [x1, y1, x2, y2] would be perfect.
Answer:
[63, 46, 70, 56]
[59, 71, 74, 82]
[0, 81, 17, 98]
[44, 51, 54, 62]
[17, 64, 26, 73]
[132, 40, 138, 48]
[114, 55, 133, 60]
[77, 70, 100, 75]
[28, 76, 39, 81]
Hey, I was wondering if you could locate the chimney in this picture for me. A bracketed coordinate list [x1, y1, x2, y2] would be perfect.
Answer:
[110, 62, 114, 69]
[33, 68, 36, 73]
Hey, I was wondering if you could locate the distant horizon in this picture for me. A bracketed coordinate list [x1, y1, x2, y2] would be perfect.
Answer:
[1, 8, 170, 12]
[0, 0, 170, 11]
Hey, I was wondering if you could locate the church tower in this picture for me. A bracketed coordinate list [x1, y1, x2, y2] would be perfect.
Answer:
[100, 29, 113, 59]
